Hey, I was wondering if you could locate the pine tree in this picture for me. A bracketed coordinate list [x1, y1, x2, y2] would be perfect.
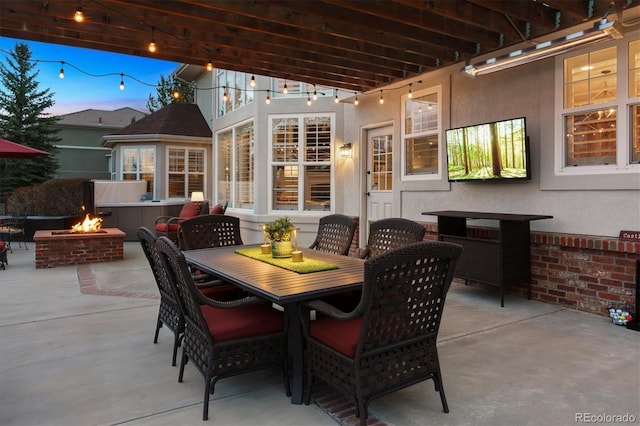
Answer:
[0, 42, 59, 204]
[146, 74, 195, 112]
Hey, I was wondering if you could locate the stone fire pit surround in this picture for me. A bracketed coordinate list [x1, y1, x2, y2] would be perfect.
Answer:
[33, 228, 125, 269]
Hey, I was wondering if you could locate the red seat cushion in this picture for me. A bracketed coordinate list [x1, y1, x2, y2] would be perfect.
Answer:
[179, 202, 200, 218]
[210, 204, 224, 215]
[201, 303, 284, 342]
[310, 316, 362, 357]
[155, 223, 181, 233]
[0, 241, 5, 251]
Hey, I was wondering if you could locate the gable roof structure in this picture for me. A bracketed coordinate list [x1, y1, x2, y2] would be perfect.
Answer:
[108, 103, 212, 138]
[56, 107, 147, 128]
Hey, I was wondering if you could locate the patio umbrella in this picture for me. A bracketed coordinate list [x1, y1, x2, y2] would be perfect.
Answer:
[0, 137, 51, 158]
[0, 137, 51, 212]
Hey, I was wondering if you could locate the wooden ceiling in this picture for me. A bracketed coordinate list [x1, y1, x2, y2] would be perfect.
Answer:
[1, 0, 637, 93]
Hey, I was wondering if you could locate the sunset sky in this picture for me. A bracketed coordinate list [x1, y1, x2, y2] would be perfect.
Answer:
[0, 37, 179, 115]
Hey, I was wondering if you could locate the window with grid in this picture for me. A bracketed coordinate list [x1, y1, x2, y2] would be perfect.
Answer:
[270, 114, 333, 212]
[560, 40, 639, 169]
[167, 148, 205, 199]
[401, 88, 441, 178]
[215, 121, 254, 209]
[216, 70, 254, 117]
[121, 147, 155, 195]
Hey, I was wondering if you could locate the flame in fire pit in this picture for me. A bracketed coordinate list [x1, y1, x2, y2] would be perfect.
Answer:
[71, 214, 103, 233]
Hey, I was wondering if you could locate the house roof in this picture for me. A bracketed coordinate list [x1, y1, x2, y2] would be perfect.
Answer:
[56, 107, 147, 127]
[109, 103, 212, 138]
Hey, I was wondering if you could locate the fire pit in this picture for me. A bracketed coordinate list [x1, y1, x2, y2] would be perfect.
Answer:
[33, 214, 124, 269]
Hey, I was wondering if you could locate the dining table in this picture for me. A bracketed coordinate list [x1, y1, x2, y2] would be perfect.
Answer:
[183, 244, 365, 404]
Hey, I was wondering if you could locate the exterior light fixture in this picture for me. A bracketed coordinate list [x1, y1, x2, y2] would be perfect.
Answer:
[340, 143, 353, 159]
[74, 6, 84, 23]
[462, 19, 623, 77]
[148, 27, 157, 53]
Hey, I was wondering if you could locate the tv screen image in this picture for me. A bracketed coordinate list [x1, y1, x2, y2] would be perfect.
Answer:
[445, 117, 530, 181]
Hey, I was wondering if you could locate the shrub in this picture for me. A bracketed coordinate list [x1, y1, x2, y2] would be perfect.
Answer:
[6, 178, 86, 216]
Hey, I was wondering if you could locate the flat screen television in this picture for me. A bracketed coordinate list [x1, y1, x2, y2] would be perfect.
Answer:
[445, 117, 530, 181]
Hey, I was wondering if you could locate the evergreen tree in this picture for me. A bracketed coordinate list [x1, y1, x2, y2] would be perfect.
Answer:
[146, 74, 195, 112]
[0, 42, 59, 205]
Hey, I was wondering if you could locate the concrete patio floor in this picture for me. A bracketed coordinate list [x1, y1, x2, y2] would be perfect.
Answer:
[1, 242, 638, 426]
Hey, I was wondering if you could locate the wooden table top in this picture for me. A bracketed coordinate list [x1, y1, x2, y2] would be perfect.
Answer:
[184, 245, 365, 304]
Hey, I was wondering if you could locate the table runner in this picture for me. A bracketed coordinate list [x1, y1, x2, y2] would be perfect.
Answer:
[234, 247, 339, 274]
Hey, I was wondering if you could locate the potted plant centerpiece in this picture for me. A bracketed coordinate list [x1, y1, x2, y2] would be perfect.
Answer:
[264, 216, 295, 258]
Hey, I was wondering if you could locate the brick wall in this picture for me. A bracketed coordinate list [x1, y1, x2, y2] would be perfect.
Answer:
[34, 232, 124, 269]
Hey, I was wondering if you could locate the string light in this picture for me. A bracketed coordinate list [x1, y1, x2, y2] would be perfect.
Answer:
[354, 93, 359, 106]
[172, 88, 181, 99]
[334, 89, 339, 103]
[313, 84, 318, 100]
[283, 80, 288, 94]
[119, 73, 124, 90]
[206, 59, 213, 72]
[59, 62, 65, 79]
[250, 75, 256, 87]
[74, 6, 84, 23]
[265, 91, 271, 104]
[408, 83, 413, 99]
[307, 94, 312, 105]
[148, 27, 157, 53]
[379, 91, 384, 104]
[223, 86, 228, 102]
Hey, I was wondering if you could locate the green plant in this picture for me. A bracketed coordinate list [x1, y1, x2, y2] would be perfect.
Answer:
[264, 216, 294, 242]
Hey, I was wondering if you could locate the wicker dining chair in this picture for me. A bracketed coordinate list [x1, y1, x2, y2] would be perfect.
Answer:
[178, 214, 243, 250]
[137, 227, 239, 367]
[309, 214, 356, 256]
[155, 236, 290, 421]
[154, 201, 209, 243]
[360, 217, 426, 259]
[300, 241, 463, 426]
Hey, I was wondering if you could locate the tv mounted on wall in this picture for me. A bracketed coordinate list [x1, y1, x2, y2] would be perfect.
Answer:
[445, 117, 530, 182]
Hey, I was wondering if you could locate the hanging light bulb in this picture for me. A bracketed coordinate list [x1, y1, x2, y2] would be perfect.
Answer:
[354, 93, 359, 106]
[379, 91, 384, 105]
[148, 27, 157, 53]
[74, 6, 84, 23]
[59, 62, 65, 79]
[223, 86, 228, 102]
[172, 88, 181, 99]
[307, 94, 312, 106]
[334, 89, 339, 103]
[408, 84, 413, 99]
[206, 58, 213, 72]
[250, 75, 256, 87]
[265, 91, 271, 104]
[119, 73, 125, 90]
[313, 85, 318, 100]
[283, 80, 288, 94]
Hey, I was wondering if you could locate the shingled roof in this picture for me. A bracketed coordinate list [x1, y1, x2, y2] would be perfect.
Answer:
[109, 103, 211, 137]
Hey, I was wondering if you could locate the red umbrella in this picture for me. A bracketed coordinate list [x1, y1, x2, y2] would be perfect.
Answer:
[0, 137, 51, 158]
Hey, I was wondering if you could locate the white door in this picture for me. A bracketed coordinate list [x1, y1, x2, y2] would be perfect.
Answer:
[365, 126, 394, 227]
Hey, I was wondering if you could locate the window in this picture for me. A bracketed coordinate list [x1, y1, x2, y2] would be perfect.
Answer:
[559, 39, 639, 171]
[271, 78, 333, 99]
[269, 114, 334, 212]
[121, 147, 155, 195]
[216, 121, 254, 209]
[216, 70, 254, 117]
[167, 147, 205, 199]
[401, 87, 441, 179]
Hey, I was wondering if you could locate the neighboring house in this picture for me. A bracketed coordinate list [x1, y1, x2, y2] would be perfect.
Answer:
[53, 107, 147, 179]
[102, 103, 212, 200]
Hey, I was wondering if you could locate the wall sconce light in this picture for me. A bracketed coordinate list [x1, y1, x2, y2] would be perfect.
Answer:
[190, 191, 205, 203]
[462, 18, 623, 77]
[340, 143, 353, 159]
